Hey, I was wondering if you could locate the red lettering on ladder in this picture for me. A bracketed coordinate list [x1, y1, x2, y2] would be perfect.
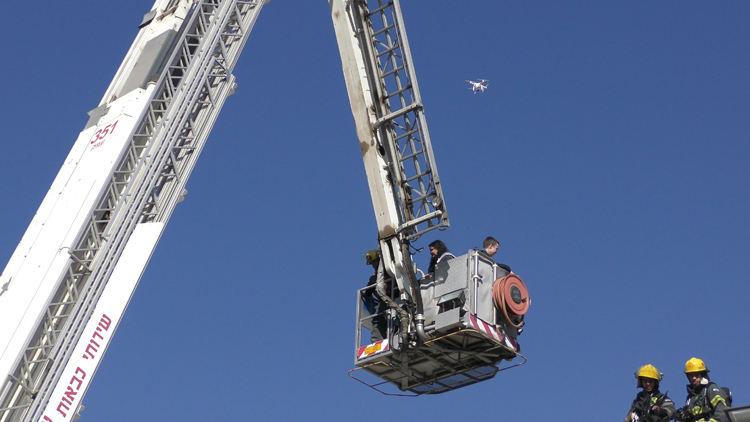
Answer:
[83, 315, 111, 359]
[51, 316, 108, 418]
[63, 385, 77, 403]
[57, 401, 69, 417]
[98, 314, 111, 331]
[83, 343, 98, 360]
[53, 367, 86, 417]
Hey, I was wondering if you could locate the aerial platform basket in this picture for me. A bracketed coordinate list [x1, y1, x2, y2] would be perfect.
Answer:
[352, 250, 529, 395]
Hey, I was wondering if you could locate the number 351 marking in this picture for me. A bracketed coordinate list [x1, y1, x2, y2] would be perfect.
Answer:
[91, 120, 118, 145]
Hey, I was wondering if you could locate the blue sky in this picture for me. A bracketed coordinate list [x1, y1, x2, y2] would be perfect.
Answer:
[1, 1, 749, 420]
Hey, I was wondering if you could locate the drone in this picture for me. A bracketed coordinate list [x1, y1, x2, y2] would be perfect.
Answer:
[466, 79, 489, 94]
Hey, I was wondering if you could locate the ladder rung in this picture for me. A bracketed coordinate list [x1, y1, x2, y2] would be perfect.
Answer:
[374, 103, 421, 128]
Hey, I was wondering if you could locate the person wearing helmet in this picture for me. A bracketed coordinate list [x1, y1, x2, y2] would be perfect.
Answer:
[362, 250, 398, 343]
[624, 364, 675, 422]
[675, 358, 729, 422]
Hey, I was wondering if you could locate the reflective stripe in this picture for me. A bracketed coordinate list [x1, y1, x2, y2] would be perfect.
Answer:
[710, 395, 725, 407]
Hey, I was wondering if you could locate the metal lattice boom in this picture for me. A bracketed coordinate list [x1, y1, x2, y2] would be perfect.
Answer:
[353, 0, 449, 241]
[0, 1, 265, 420]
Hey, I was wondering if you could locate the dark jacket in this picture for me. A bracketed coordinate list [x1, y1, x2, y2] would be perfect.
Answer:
[681, 381, 729, 422]
[427, 252, 455, 275]
[473, 247, 511, 273]
[365, 273, 398, 300]
[625, 389, 675, 422]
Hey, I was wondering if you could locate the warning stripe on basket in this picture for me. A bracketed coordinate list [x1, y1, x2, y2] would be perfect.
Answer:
[468, 314, 516, 351]
[357, 339, 389, 360]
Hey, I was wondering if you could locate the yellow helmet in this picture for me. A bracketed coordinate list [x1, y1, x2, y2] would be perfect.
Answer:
[362, 249, 380, 264]
[635, 364, 663, 381]
[685, 357, 708, 374]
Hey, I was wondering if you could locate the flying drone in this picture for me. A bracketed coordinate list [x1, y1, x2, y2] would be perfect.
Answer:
[466, 79, 489, 94]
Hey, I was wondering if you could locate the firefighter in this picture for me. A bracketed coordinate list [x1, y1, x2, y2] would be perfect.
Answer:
[625, 364, 675, 422]
[362, 250, 395, 343]
[675, 358, 729, 422]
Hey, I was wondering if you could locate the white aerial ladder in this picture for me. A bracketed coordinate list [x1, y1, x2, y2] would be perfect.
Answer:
[0, 0, 530, 420]
[0, 1, 265, 420]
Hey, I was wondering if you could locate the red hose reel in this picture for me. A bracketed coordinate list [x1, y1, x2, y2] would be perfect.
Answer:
[492, 274, 530, 328]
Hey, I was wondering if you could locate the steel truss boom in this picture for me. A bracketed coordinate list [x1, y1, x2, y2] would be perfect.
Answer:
[330, 0, 449, 316]
[331, 0, 449, 246]
[0, 1, 265, 421]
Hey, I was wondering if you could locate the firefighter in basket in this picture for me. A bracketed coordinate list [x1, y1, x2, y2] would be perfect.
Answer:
[624, 364, 675, 422]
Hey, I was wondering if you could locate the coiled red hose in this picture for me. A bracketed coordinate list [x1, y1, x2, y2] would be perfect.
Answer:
[493, 274, 530, 328]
